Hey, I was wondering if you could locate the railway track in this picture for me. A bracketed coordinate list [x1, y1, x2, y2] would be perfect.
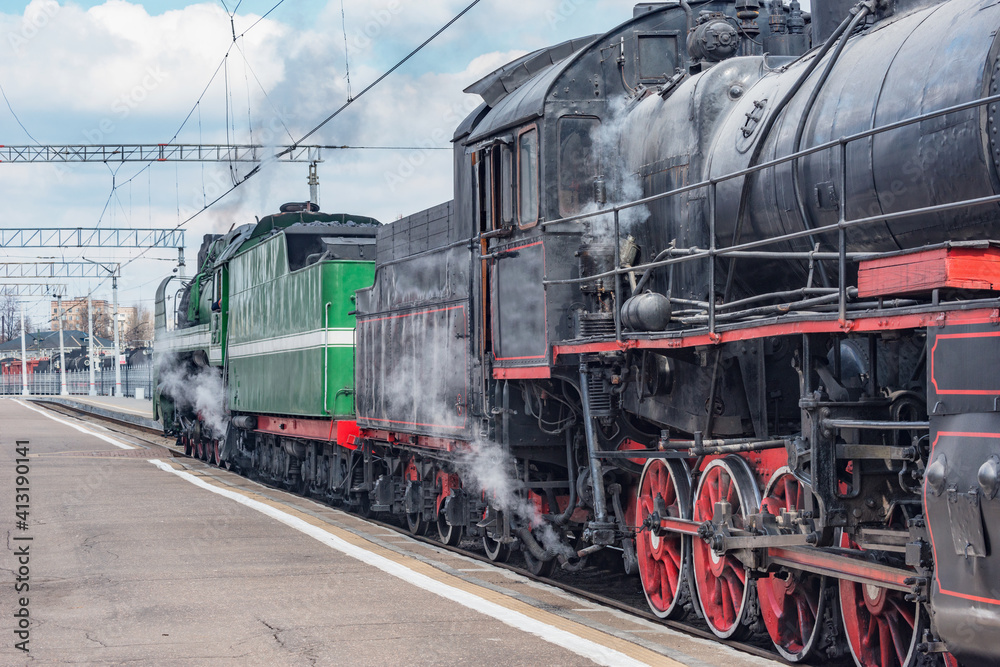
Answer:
[33, 399, 811, 666]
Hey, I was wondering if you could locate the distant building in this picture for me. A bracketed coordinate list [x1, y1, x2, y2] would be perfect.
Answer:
[49, 298, 136, 336]
[0, 330, 113, 361]
[50, 298, 106, 332]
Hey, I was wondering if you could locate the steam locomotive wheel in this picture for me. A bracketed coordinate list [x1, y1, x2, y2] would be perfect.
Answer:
[482, 509, 511, 563]
[522, 533, 555, 578]
[436, 512, 462, 546]
[209, 439, 219, 466]
[838, 531, 924, 667]
[406, 510, 427, 536]
[182, 435, 192, 457]
[692, 456, 761, 639]
[758, 469, 826, 662]
[636, 458, 691, 619]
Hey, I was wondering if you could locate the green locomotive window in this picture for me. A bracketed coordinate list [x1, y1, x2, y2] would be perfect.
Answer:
[558, 116, 600, 217]
[518, 127, 539, 227]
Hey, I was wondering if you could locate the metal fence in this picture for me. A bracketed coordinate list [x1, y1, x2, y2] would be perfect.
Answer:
[0, 365, 153, 398]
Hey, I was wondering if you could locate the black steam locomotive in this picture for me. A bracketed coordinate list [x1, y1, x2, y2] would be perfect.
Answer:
[165, 0, 1000, 664]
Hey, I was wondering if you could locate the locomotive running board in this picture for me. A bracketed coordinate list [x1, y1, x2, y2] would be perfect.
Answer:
[552, 303, 1000, 355]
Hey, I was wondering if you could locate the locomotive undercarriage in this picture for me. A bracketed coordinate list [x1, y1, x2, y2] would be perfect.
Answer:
[166, 323, 944, 665]
[218, 418, 593, 570]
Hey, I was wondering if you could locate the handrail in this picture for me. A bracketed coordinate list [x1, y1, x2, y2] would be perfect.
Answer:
[539, 91, 1000, 230]
[543, 195, 1000, 286]
[535, 90, 1000, 338]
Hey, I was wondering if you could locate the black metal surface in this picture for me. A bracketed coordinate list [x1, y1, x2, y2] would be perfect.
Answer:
[926, 324, 1000, 665]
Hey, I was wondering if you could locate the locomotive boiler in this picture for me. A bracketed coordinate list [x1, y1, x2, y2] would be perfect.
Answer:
[156, 0, 1000, 665]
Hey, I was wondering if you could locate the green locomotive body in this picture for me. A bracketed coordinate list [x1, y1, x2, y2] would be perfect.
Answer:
[226, 226, 375, 418]
[154, 206, 379, 456]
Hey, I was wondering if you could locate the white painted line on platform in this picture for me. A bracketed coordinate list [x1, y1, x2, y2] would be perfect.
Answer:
[148, 459, 653, 667]
[16, 400, 135, 450]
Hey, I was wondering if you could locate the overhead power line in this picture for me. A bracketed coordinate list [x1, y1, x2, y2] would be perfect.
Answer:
[13, 0, 476, 317]
[280, 0, 484, 156]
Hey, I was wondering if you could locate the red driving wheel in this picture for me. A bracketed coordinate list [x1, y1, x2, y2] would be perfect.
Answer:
[839, 528, 924, 667]
[758, 469, 826, 662]
[636, 458, 691, 619]
[692, 456, 761, 639]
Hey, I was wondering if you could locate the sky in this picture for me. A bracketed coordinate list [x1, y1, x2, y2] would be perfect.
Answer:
[0, 0, 630, 329]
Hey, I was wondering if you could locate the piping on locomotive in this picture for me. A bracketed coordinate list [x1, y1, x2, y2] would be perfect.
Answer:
[156, 0, 1000, 664]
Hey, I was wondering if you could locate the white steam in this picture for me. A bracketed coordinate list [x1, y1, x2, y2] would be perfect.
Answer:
[155, 352, 227, 439]
[456, 438, 575, 559]
[582, 95, 651, 242]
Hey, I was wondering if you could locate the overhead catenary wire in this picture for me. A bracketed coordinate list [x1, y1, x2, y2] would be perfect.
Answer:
[232, 38, 295, 143]
[340, 0, 353, 100]
[20, 0, 471, 322]
[0, 81, 41, 145]
[101, 0, 288, 221]
[106, 0, 485, 283]
[280, 0, 485, 155]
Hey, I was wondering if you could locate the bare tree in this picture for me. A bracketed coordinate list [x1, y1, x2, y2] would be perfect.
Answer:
[123, 304, 152, 348]
[75, 301, 113, 340]
[0, 289, 26, 343]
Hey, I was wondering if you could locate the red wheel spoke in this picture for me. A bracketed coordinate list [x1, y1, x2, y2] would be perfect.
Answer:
[878, 617, 892, 667]
[886, 609, 909, 666]
[664, 539, 682, 567]
[661, 563, 677, 601]
[888, 596, 915, 629]
[643, 562, 661, 594]
[727, 557, 747, 584]
[761, 579, 783, 618]
[707, 472, 719, 510]
[795, 595, 811, 647]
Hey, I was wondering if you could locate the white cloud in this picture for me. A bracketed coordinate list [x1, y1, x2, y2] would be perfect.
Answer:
[0, 0, 627, 325]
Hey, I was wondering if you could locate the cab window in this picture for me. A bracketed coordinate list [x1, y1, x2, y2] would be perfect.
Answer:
[517, 127, 539, 227]
[558, 117, 600, 217]
[500, 144, 513, 226]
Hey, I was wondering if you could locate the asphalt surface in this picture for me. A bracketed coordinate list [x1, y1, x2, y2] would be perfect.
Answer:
[0, 398, 780, 666]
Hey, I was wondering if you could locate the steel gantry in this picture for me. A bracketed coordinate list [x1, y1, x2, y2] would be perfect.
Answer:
[0, 283, 66, 297]
[0, 262, 114, 279]
[0, 144, 323, 163]
[0, 228, 184, 249]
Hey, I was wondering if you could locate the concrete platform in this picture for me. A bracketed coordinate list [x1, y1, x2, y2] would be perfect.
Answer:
[24, 394, 161, 431]
[0, 398, 781, 666]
